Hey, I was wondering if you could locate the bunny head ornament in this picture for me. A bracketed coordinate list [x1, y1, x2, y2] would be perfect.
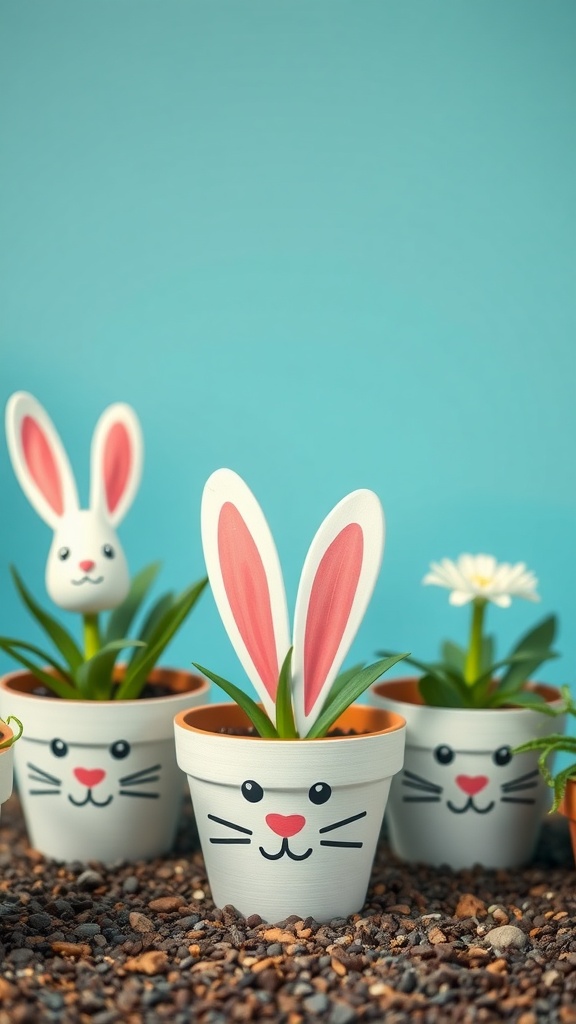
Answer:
[201, 467, 387, 736]
[5, 392, 143, 614]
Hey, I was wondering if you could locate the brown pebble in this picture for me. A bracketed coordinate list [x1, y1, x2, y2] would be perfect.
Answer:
[148, 896, 186, 913]
[50, 942, 91, 958]
[388, 903, 411, 915]
[0, 978, 17, 999]
[455, 893, 487, 918]
[124, 950, 169, 975]
[129, 911, 155, 934]
[486, 959, 509, 974]
[428, 926, 447, 944]
[331, 957, 347, 976]
[262, 927, 295, 943]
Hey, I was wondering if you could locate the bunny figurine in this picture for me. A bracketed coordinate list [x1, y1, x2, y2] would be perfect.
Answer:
[174, 469, 406, 922]
[5, 392, 143, 614]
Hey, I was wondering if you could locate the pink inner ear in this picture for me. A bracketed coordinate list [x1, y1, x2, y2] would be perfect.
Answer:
[304, 522, 364, 716]
[22, 416, 64, 515]
[218, 502, 280, 701]
[103, 423, 131, 514]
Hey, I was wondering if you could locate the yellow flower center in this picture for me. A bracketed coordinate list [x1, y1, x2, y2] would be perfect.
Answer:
[472, 574, 492, 588]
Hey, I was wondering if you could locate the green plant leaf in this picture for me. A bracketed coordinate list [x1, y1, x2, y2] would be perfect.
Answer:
[490, 688, 556, 713]
[441, 641, 466, 674]
[321, 663, 364, 712]
[9, 566, 83, 672]
[306, 653, 409, 739]
[275, 648, 297, 738]
[116, 577, 208, 699]
[551, 764, 576, 811]
[0, 639, 79, 699]
[193, 663, 279, 738]
[498, 615, 557, 694]
[0, 716, 23, 749]
[104, 562, 161, 643]
[129, 592, 175, 663]
[0, 715, 23, 748]
[480, 635, 495, 673]
[75, 640, 146, 700]
[419, 673, 469, 708]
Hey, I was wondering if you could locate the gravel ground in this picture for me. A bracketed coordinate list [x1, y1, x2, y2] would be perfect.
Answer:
[0, 791, 575, 1024]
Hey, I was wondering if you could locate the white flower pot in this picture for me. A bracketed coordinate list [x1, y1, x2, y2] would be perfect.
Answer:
[371, 678, 565, 870]
[0, 667, 209, 863]
[0, 721, 15, 823]
[174, 703, 406, 923]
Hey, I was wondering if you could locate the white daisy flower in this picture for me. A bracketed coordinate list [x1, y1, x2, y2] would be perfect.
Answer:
[423, 554, 540, 608]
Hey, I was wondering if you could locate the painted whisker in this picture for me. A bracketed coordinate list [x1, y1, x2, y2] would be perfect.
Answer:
[501, 770, 540, 792]
[402, 778, 443, 793]
[119, 764, 162, 784]
[119, 775, 161, 786]
[403, 770, 442, 793]
[501, 796, 536, 805]
[207, 814, 253, 836]
[402, 795, 441, 802]
[319, 811, 367, 834]
[26, 762, 62, 786]
[319, 840, 363, 848]
[118, 790, 159, 799]
[210, 838, 252, 845]
[29, 789, 61, 796]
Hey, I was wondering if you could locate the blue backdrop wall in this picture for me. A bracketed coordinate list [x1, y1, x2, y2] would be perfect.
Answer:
[1, 1, 575, 711]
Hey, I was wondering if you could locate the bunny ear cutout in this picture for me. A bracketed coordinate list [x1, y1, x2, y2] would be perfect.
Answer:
[90, 403, 143, 526]
[201, 469, 291, 725]
[292, 489, 385, 736]
[5, 391, 79, 528]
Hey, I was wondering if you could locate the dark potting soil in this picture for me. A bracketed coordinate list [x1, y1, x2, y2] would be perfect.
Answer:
[1, 791, 575, 1024]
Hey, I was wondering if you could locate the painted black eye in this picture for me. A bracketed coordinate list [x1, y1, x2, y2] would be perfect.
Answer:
[309, 782, 332, 805]
[493, 746, 512, 766]
[434, 744, 455, 765]
[50, 738, 68, 758]
[102, 544, 115, 559]
[58, 547, 70, 561]
[241, 780, 264, 803]
[110, 740, 130, 759]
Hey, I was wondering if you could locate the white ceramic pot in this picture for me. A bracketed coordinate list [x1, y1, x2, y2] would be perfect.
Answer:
[371, 678, 565, 870]
[0, 667, 209, 863]
[174, 703, 406, 923]
[0, 721, 15, 823]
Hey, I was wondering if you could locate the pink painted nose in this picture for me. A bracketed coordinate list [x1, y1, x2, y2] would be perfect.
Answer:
[79, 560, 96, 573]
[74, 768, 106, 788]
[266, 814, 306, 838]
[456, 775, 488, 796]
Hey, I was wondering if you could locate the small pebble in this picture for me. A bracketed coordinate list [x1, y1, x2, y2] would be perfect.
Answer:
[76, 869, 104, 891]
[485, 925, 528, 950]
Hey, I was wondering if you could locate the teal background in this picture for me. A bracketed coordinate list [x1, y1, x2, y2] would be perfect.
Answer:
[1, 2, 575, 719]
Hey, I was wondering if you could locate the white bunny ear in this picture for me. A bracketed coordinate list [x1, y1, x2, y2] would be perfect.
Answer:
[292, 489, 385, 736]
[90, 403, 143, 526]
[201, 469, 291, 725]
[5, 391, 79, 529]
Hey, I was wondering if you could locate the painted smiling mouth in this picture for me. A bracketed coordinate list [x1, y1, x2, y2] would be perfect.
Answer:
[68, 789, 113, 808]
[447, 797, 495, 815]
[71, 576, 104, 586]
[259, 837, 313, 861]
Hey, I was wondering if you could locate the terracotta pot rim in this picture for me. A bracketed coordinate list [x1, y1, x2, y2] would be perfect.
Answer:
[0, 721, 15, 751]
[558, 776, 576, 821]
[174, 701, 405, 742]
[372, 675, 562, 711]
[0, 666, 209, 707]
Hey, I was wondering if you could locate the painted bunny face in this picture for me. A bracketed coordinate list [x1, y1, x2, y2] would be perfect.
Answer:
[47, 511, 129, 613]
[197, 776, 382, 866]
[23, 734, 163, 809]
[5, 392, 143, 613]
[400, 743, 541, 817]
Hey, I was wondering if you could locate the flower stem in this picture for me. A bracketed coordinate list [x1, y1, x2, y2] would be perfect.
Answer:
[464, 599, 486, 685]
[83, 614, 101, 660]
